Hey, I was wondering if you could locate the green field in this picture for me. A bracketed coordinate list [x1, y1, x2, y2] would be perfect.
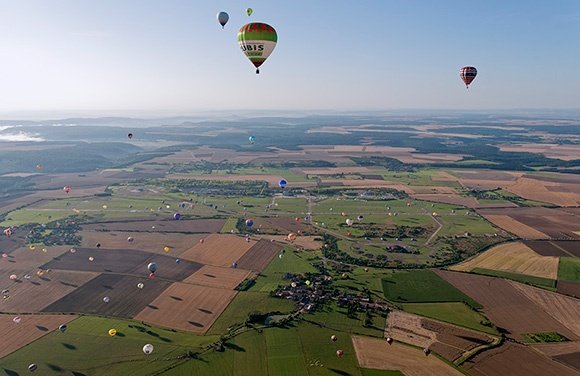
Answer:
[524, 332, 569, 343]
[402, 302, 499, 335]
[250, 248, 318, 292]
[382, 269, 482, 308]
[208, 292, 295, 335]
[306, 302, 386, 338]
[558, 257, 580, 282]
[471, 268, 557, 289]
[0, 315, 219, 376]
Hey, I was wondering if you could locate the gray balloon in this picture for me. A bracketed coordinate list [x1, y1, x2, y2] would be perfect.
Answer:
[147, 262, 158, 273]
[217, 11, 229, 28]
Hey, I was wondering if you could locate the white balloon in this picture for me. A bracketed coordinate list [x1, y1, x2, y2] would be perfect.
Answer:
[143, 343, 154, 354]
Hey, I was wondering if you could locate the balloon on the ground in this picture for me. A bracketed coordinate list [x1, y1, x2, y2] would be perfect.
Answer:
[143, 343, 154, 355]
[147, 262, 158, 273]
[238, 23, 277, 74]
[217, 11, 229, 28]
[460, 66, 477, 88]
[246, 7, 253, 16]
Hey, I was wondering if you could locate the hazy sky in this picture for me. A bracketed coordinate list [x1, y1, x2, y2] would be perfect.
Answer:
[0, 0, 579, 116]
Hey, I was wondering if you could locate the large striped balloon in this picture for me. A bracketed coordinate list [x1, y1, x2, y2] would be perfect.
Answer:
[460, 66, 478, 88]
[238, 23, 277, 74]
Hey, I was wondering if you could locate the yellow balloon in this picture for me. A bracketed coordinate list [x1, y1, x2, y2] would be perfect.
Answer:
[108, 329, 117, 337]
[163, 246, 170, 253]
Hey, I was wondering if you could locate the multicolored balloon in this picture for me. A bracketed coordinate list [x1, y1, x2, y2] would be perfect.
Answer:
[217, 11, 229, 29]
[238, 23, 277, 74]
[460, 66, 478, 88]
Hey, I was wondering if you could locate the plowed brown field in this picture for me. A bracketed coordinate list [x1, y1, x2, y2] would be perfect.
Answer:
[507, 177, 580, 206]
[183, 265, 251, 289]
[1, 246, 70, 271]
[134, 282, 237, 334]
[0, 270, 99, 312]
[464, 343, 579, 376]
[510, 281, 580, 337]
[480, 214, 548, 239]
[450, 242, 559, 279]
[179, 234, 256, 267]
[79, 230, 203, 255]
[352, 335, 464, 376]
[435, 270, 577, 341]
[235, 239, 282, 272]
[385, 310, 494, 362]
[261, 235, 322, 250]
[0, 314, 78, 358]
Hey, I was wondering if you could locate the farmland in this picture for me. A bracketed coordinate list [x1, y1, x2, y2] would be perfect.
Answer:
[1, 115, 580, 375]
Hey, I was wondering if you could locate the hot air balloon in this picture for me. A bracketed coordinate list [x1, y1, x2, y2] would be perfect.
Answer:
[175, 258, 181, 264]
[63, 186, 71, 194]
[245, 219, 254, 227]
[173, 212, 181, 220]
[143, 343, 154, 355]
[331, 335, 337, 342]
[35, 164, 44, 171]
[249, 135, 256, 144]
[287, 233, 297, 242]
[246, 7, 253, 16]
[127, 133, 133, 139]
[232, 261, 238, 268]
[346, 218, 354, 226]
[357, 215, 364, 221]
[28, 364, 38, 372]
[460, 66, 477, 88]
[217, 11, 229, 28]
[59, 324, 67, 333]
[386, 337, 393, 344]
[127, 236, 134, 243]
[3, 228, 12, 237]
[108, 328, 117, 336]
[278, 179, 287, 188]
[238, 23, 277, 74]
[163, 246, 171, 253]
[336, 349, 344, 358]
[137, 282, 144, 289]
[103, 296, 110, 303]
[88, 256, 94, 262]
[13, 316, 21, 324]
[147, 262, 158, 274]
[9, 274, 17, 281]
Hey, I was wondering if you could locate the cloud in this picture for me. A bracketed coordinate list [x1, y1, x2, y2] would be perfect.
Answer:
[0, 132, 44, 142]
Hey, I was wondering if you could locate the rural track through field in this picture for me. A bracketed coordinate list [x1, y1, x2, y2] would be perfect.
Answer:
[426, 214, 443, 245]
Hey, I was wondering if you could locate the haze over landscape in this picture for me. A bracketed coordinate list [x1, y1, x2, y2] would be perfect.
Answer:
[0, 1, 579, 376]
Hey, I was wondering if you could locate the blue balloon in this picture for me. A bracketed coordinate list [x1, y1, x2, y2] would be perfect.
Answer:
[217, 11, 229, 28]
[173, 212, 181, 220]
[249, 135, 256, 144]
[245, 219, 254, 227]
[278, 179, 287, 188]
[175, 259, 181, 264]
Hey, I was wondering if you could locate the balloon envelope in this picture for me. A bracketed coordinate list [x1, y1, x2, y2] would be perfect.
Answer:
[278, 179, 287, 188]
[460, 66, 477, 88]
[346, 219, 354, 226]
[173, 212, 181, 220]
[127, 133, 133, 139]
[108, 328, 117, 336]
[249, 135, 256, 144]
[217, 11, 229, 28]
[143, 343, 154, 354]
[238, 23, 277, 74]
[246, 7, 253, 16]
[245, 219, 254, 227]
[59, 324, 67, 333]
[28, 364, 38, 372]
[147, 262, 158, 273]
